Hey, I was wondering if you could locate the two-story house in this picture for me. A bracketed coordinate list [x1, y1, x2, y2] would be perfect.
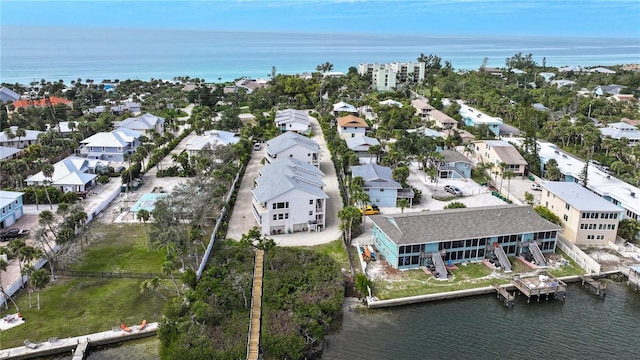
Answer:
[332, 101, 358, 116]
[370, 205, 560, 270]
[252, 158, 328, 235]
[345, 135, 380, 164]
[541, 182, 623, 246]
[437, 150, 473, 179]
[350, 163, 408, 208]
[0, 190, 25, 229]
[337, 115, 369, 139]
[79, 128, 142, 162]
[411, 99, 457, 129]
[274, 109, 311, 134]
[599, 122, 640, 146]
[265, 131, 320, 168]
[25, 156, 101, 193]
[471, 140, 528, 177]
[116, 113, 165, 138]
[185, 130, 240, 159]
[459, 103, 502, 137]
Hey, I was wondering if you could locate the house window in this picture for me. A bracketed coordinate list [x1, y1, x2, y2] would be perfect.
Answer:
[309, 211, 313, 215]
[102, 147, 106, 152]
[380, 189, 384, 192]
[272, 202, 289, 209]
[309, 200, 314, 205]
[565, 203, 570, 210]
[563, 214, 568, 221]
[273, 215, 277, 221]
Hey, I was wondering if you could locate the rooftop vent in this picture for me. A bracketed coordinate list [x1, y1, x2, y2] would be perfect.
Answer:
[631, 192, 636, 198]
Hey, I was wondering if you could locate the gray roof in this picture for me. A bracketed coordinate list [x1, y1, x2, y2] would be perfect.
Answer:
[117, 113, 164, 130]
[541, 182, 623, 212]
[441, 150, 472, 164]
[0, 146, 21, 160]
[599, 122, 640, 140]
[369, 205, 561, 246]
[479, 140, 527, 165]
[275, 109, 310, 125]
[80, 128, 142, 147]
[0, 87, 21, 102]
[350, 163, 402, 189]
[186, 130, 240, 150]
[345, 135, 380, 151]
[266, 131, 319, 155]
[411, 98, 435, 111]
[252, 172, 328, 203]
[257, 158, 325, 188]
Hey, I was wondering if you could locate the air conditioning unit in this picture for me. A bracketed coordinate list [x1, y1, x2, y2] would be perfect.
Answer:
[631, 192, 636, 197]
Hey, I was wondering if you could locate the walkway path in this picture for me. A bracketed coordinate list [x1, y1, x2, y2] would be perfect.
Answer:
[247, 249, 264, 360]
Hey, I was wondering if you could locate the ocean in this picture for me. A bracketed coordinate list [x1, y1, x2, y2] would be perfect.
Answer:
[1, 26, 639, 85]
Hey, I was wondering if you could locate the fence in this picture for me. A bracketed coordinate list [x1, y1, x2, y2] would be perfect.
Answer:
[86, 185, 122, 224]
[556, 236, 601, 274]
[0, 253, 49, 308]
[56, 269, 170, 279]
[196, 166, 244, 280]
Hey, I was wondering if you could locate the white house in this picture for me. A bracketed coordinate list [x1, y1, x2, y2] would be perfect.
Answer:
[337, 115, 369, 139]
[274, 109, 311, 134]
[185, 130, 240, 158]
[265, 131, 320, 167]
[379, 99, 403, 107]
[25, 156, 102, 193]
[459, 103, 503, 137]
[332, 101, 358, 115]
[599, 122, 640, 146]
[116, 113, 165, 137]
[251, 158, 328, 235]
[79, 128, 142, 162]
[0, 126, 44, 149]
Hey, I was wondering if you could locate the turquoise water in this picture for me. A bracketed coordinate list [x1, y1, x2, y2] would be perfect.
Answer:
[322, 282, 640, 360]
[2, 26, 639, 84]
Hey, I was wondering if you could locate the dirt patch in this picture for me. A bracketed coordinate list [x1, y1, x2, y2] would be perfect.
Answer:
[365, 256, 401, 281]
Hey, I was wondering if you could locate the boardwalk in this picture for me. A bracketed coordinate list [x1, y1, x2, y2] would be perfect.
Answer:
[247, 249, 264, 360]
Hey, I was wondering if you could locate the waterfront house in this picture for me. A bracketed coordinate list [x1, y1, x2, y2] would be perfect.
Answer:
[599, 122, 640, 146]
[459, 103, 503, 137]
[0, 126, 44, 149]
[0, 190, 25, 229]
[345, 135, 381, 164]
[337, 115, 369, 139]
[541, 182, 623, 246]
[79, 128, 142, 162]
[25, 156, 101, 193]
[265, 131, 320, 168]
[116, 113, 165, 138]
[370, 205, 560, 270]
[471, 140, 528, 177]
[274, 109, 311, 134]
[436, 150, 472, 179]
[511, 139, 640, 222]
[350, 163, 410, 207]
[185, 130, 240, 158]
[251, 158, 328, 235]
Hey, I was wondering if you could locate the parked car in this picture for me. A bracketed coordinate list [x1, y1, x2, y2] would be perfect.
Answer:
[444, 185, 463, 196]
[531, 183, 542, 191]
[0, 228, 28, 241]
[359, 205, 380, 215]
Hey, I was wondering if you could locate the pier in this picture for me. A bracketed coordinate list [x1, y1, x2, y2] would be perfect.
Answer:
[492, 284, 515, 308]
[0, 322, 157, 360]
[579, 275, 607, 297]
[511, 272, 566, 303]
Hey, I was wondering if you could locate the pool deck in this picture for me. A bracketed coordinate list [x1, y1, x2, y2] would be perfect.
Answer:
[0, 322, 158, 360]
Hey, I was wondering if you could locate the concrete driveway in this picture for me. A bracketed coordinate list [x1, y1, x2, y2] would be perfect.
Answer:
[226, 115, 343, 246]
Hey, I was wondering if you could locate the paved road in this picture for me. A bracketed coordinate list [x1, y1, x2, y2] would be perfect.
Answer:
[226, 114, 343, 246]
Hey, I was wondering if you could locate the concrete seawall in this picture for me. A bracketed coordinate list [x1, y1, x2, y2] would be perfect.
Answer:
[367, 272, 619, 309]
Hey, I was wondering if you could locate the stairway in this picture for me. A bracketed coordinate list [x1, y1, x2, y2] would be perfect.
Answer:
[528, 241, 547, 267]
[431, 252, 448, 280]
[247, 249, 264, 360]
[493, 244, 512, 273]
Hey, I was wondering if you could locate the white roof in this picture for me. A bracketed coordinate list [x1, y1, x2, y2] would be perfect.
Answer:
[0, 128, 43, 143]
[266, 131, 319, 155]
[80, 128, 141, 147]
[457, 102, 503, 125]
[0, 146, 21, 160]
[24, 156, 99, 186]
[379, 99, 403, 107]
[186, 130, 240, 151]
[117, 113, 164, 131]
[274, 109, 310, 126]
[0, 190, 24, 208]
[542, 181, 622, 212]
[345, 135, 380, 151]
[599, 122, 640, 140]
[333, 101, 358, 113]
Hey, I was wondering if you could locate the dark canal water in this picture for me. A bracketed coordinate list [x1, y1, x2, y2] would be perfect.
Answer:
[322, 282, 640, 360]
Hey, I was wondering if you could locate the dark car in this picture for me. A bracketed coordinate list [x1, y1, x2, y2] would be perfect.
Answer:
[0, 228, 21, 241]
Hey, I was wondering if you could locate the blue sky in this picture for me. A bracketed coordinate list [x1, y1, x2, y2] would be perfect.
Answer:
[2, 0, 639, 38]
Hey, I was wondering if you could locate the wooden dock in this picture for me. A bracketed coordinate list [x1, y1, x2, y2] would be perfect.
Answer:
[492, 284, 515, 308]
[511, 272, 567, 303]
[247, 249, 264, 360]
[0, 322, 157, 360]
[579, 275, 607, 297]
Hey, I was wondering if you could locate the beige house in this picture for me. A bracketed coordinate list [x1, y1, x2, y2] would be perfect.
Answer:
[471, 140, 528, 177]
[542, 182, 623, 246]
[411, 99, 457, 129]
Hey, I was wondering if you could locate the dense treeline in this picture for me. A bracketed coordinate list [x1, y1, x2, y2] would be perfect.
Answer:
[158, 242, 344, 360]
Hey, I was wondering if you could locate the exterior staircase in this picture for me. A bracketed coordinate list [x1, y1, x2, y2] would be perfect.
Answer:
[493, 244, 512, 273]
[528, 241, 547, 267]
[431, 252, 448, 280]
[247, 249, 264, 360]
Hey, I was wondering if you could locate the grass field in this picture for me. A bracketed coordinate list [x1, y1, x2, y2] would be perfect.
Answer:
[0, 222, 174, 348]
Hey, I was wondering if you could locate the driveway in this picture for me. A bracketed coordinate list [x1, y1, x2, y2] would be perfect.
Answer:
[226, 114, 343, 246]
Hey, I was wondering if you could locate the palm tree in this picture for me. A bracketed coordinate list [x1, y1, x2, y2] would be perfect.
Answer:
[498, 162, 508, 193]
[0, 258, 20, 311]
[137, 209, 151, 251]
[504, 170, 515, 201]
[21, 264, 35, 308]
[29, 269, 50, 310]
[41, 163, 55, 209]
[7, 239, 27, 286]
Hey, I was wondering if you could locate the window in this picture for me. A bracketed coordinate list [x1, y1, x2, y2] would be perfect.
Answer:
[273, 215, 277, 221]
[273, 202, 289, 209]
[582, 213, 587, 219]
[309, 211, 313, 215]
[565, 203, 570, 210]
[563, 214, 568, 221]
[309, 200, 314, 205]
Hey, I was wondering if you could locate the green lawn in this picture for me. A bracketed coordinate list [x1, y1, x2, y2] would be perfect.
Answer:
[310, 239, 349, 270]
[0, 222, 174, 348]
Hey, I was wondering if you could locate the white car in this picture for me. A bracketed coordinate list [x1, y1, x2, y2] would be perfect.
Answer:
[531, 183, 542, 191]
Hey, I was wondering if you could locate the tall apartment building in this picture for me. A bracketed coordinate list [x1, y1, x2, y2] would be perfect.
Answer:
[358, 62, 425, 91]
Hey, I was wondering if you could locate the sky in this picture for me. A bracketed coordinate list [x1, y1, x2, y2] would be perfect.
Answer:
[1, 0, 640, 38]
